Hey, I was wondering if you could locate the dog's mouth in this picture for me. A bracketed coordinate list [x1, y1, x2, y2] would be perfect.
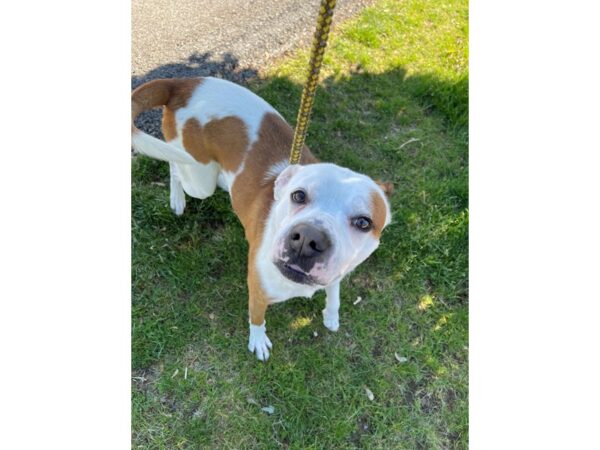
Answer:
[275, 261, 316, 285]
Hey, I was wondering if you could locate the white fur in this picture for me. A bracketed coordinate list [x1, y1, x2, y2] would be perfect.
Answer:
[132, 133, 220, 201]
[175, 77, 281, 146]
[323, 281, 341, 331]
[248, 321, 272, 361]
[132, 129, 197, 164]
[255, 163, 390, 312]
[264, 159, 290, 183]
[217, 161, 246, 193]
[169, 162, 186, 215]
[174, 160, 220, 199]
[264, 163, 387, 288]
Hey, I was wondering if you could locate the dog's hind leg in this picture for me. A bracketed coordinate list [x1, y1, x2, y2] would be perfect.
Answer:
[169, 162, 186, 216]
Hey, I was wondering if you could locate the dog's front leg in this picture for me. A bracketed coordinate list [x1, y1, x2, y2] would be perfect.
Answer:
[323, 280, 341, 332]
[247, 260, 272, 361]
[248, 297, 272, 361]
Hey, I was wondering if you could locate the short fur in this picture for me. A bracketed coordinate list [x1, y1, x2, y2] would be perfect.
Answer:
[132, 77, 391, 360]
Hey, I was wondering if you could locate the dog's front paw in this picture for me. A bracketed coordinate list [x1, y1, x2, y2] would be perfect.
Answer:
[322, 310, 340, 332]
[248, 322, 273, 361]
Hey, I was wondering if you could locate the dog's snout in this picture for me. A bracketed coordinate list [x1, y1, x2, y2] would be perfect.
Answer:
[288, 223, 331, 258]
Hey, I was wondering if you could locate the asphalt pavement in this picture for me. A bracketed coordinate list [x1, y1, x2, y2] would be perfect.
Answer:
[132, 0, 373, 136]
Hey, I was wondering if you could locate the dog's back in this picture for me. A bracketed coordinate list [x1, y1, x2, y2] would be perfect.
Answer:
[131, 77, 316, 196]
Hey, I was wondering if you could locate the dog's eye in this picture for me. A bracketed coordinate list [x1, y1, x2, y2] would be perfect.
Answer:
[352, 216, 372, 232]
[291, 190, 307, 204]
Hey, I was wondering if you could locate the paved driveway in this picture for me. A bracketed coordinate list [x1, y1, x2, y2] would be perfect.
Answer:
[132, 0, 373, 84]
[132, 0, 372, 136]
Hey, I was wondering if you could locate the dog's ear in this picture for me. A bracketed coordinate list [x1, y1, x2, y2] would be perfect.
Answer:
[376, 180, 394, 198]
[274, 164, 303, 201]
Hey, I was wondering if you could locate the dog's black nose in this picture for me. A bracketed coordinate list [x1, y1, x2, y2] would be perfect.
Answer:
[288, 223, 331, 258]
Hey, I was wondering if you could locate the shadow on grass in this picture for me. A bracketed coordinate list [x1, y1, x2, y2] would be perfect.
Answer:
[132, 52, 468, 449]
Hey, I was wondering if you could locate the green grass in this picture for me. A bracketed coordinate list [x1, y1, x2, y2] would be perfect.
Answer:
[132, 0, 468, 448]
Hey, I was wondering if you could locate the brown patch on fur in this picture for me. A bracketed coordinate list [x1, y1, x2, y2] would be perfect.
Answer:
[131, 79, 171, 123]
[180, 116, 249, 171]
[166, 78, 202, 110]
[231, 113, 317, 241]
[230, 113, 317, 313]
[247, 248, 269, 325]
[131, 78, 202, 135]
[162, 78, 203, 141]
[376, 179, 394, 198]
[162, 108, 178, 142]
[370, 190, 388, 238]
[203, 117, 249, 171]
[181, 118, 210, 164]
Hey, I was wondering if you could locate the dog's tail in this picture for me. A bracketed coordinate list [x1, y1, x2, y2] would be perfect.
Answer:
[131, 79, 196, 164]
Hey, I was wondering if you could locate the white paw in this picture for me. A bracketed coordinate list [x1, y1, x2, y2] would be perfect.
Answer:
[322, 310, 340, 332]
[248, 322, 273, 361]
[170, 189, 186, 216]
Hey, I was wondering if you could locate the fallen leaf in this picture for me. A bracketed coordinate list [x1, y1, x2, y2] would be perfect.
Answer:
[418, 294, 434, 311]
[394, 353, 408, 363]
[364, 386, 374, 401]
[261, 405, 275, 414]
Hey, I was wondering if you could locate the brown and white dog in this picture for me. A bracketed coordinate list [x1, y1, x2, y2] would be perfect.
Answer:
[132, 77, 391, 360]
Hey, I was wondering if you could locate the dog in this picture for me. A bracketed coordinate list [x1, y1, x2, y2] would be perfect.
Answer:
[131, 77, 392, 360]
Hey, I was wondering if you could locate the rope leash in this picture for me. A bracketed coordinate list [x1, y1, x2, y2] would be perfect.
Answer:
[289, 0, 337, 165]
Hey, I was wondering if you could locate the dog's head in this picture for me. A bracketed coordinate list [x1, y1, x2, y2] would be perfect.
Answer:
[270, 163, 392, 286]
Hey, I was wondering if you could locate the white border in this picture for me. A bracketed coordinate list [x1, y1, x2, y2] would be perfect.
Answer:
[1, 0, 600, 448]
[0, 1, 130, 448]
[471, 0, 600, 448]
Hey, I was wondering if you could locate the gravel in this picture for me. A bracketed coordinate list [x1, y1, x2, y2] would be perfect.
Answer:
[132, 0, 374, 137]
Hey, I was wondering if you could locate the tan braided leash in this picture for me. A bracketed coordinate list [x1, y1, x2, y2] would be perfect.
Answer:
[289, 0, 337, 165]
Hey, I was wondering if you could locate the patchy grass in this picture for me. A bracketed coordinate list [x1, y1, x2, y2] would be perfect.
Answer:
[132, 0, 468, 448]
